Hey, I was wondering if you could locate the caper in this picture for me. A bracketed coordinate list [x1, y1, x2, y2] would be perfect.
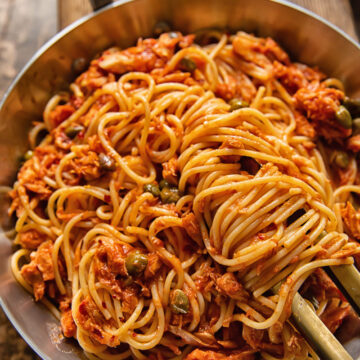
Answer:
[170, 289, 190, 315]
[343, 97, 360, 118]
[123, 276, 134, 287]
[153, 21, 171, 37]
[65, 125, 84, 139]
[335, 105, 352, 129]
[333, 151, 349, 169]
[317, 230, 327, 240]
[98, 153, 116, 172]
[179, 57, 197, 72]
[143, 183, 161, 197]
[125, 251, 148, 276]
[353, 118, 360, 135]
[229, 98, 249, 112]
[23, 150, 34, 161]
[160, 187, 181, 204]
[159, 179, 170, 190]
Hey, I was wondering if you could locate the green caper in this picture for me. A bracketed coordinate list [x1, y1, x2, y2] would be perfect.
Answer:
[98, 153, 116, 171]
[123, 276, 134, 287]
[333, 151, 349, 169]
[179, 57, 197, 72]
[23, 150, 34, 161]
[335, 105, 352, 129]
[159, 179, 170, 190]
[352, 118, 360, 135]
[153, 21, 171, 36]
[317, 230, 327, 240]
[229, 98, 249, 112]
[343, 97, 360, 118]
[125, 251, 148, 276]
[65, 125, 84, 139]
[143, 183, 161, 197]
[170, 289, 190, 315]
[160, 187, 181, 204]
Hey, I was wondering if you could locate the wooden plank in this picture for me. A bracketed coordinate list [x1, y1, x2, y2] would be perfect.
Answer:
[58, 0, 358, 41]
[350, 0, 360, 39]
[0, 2, 57, 358]
[0, 0, 57, 98]
[290, 0, 358, 40]
[58, 0, 92, 30]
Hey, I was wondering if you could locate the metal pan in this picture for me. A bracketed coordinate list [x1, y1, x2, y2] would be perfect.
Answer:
[1, 0, 360, 359]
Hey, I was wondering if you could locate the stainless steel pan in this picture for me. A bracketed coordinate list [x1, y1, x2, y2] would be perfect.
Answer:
[1, 0, 360, 359]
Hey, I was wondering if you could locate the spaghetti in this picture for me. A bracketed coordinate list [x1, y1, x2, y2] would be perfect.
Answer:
[8, 30, 360, 359]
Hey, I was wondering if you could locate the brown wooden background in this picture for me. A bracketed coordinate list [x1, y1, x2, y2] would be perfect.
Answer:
[0, 0, 359, 358]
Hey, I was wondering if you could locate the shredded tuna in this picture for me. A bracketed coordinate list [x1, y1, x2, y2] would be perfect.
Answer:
[273, 62, 307, 94]
[17, 161, 52, 199]
[75, 65, 115, 95]
[341, 202, 360, 240]
[337, 165, 356, 186]
[119, 285, 140, 313]
[94, 238, 130, 297]
[20, 240, 55, 300]
[215, 73, 256, 103]
[301, 269, 343, 302]
[242, 325, 283, 355]
[185, 349, 255, 360]
[182, 212, 202, 244]
[144, 252, 162, 279]
[295, 87, 349, 141]
[33, 241, 55, 281]
[93, 238, 142, 312]
[347, 135, 360, 152]
[215, 273, 249, 301]
[70, 146, 102, 181]
[162, 156, 178, 182]
[232, 32, 289, 70]
[18, 229, 47, 250]
[97, 238, 131, 274]
[12, 145, 64, 206]
[219, 136, 245, 163]
[233, 35, 271, 70]
[61, 309, 77, 338]
[273, 61, 323, 95]
[48, 105, 75, 128]
[76, 296, 119, 347]
[21, 262, 45, 301]
[320, 304, 351, 333]
[300, 268, 351, 333]
[294, 111, 316, 138]
[98, 33, 194, 75]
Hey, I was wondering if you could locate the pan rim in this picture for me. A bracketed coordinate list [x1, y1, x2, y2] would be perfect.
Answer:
[0, 0, 359, 359]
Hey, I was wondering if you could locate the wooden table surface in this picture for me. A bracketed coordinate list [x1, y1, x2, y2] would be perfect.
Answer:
[0, 0, 359, 359]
